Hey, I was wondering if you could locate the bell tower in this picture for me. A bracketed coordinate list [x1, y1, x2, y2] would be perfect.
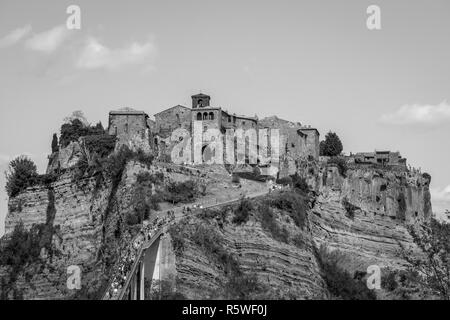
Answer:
[191, 93, 211, 108]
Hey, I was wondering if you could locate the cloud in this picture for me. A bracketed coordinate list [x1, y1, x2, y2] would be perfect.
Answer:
[76, 37, 157, 71]
[0, 25, 32, 48]
[25, 25, 71, 53]
[432, 185, 450, 202]
[380, 101, 450, 127]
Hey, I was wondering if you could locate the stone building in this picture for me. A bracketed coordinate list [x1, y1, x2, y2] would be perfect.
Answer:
[154, 105, 192, 138]
[105, 93, 320, 176]
[350, 150, 407, 168]
[108, 108, 151, 152]
[299, 126, 320, 160]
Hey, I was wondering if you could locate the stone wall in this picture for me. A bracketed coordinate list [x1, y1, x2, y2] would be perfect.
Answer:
[299, 128, 320, 160]
[108, 112, 150, 149]
[155, 105, 192, 138]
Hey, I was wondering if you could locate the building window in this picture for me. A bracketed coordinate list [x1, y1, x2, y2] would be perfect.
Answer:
[228, 116, 231, 122]
[176, 114, 180, 123]
[204, 126, 207, 132]
[197, 112, 202, 120]
[209, 112, 214, 120]
[203, 112, 208, 120]
[197, 99, 203, 107]
[242, 121, 246, 126]
[125, 123, 128, 133]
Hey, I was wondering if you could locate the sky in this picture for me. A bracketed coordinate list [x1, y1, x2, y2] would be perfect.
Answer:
[1, 0, 450, 236]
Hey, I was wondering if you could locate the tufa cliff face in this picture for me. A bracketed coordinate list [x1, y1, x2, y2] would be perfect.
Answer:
[0, 156, 433, 299]
[308, 163, 432, 274]
[167, 200, 328, 300]
[0, 160, 159, 299]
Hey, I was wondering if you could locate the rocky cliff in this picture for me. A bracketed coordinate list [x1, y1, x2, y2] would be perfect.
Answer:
[0, 156, 433, 299]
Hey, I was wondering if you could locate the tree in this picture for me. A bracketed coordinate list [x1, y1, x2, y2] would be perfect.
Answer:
[60, 118, 86, 148]
[5, 156, 38, 197]
[51, 133, 58, 153]
[320, 132, 343, 157]
[63, 110, 89, 127]
[400, 219, 450, 300]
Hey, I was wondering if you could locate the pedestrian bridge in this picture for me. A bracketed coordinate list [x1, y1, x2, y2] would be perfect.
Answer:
[103, 227, 176, 300]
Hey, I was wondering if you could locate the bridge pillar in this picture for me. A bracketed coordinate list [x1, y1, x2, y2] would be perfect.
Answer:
[139, 260, 145, 300]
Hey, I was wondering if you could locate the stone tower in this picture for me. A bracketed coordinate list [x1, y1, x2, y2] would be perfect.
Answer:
[191, 93, 211, 108]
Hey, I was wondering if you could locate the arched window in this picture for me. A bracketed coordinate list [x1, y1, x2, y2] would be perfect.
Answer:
[209, 112, 214, 120]
[197, 99, 203, 107]
[197, 112, 202, 120]
[203, 112, 208, 120]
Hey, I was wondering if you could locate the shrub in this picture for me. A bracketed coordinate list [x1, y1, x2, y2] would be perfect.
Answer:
[291, 173, 309, 194]
[51, 133, 58, 153]
[60, 119, 105, 148]
[342, 197, 358, 219]
[328, 157, 348, 178]
[316, 245, 376, 300]
[0, 223, 41, 275]
[163, 180, 199, 204]
[320, 132, 343, 157]
[397, 193, 406, 220]
[259, 203, 289, 243]
[82, 134, 116, 159]
[400, 219, 450, 300]
[224, 273, 264, 300]
[232, 198, 253, 225]
[168, 224, 186, 254]
[5, 156, 38, 197]
[276, 176, 292, 186]
[381, 269, 398, 292]
[267, 191, 308, 229]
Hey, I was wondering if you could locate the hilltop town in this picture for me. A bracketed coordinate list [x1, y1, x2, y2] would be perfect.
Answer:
[0, 92, 437, 300]
[47, 93, 408, 179]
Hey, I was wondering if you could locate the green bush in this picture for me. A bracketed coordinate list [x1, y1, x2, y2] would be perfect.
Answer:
[291, 173, 309, 194]
[232, 199, 253, 225]
[224, 273, 264, 300]
[163, 180, 199, 204]
[259, 203, 289, 243]
[320, 132, 343, 157]
[422, 172, 431, 183]
[51, 133, 58, 153]
[5, 156, 38, 197]
[397, 193, 407, 220]
[276, 176, 292, 186]
[328, 157, 348, 178]
[342, 197, 359, 219]
[60, 119, 105, 148]
[316, 246, 376, 300]
[381, 269, 398, 292]
[267, 191, 308, 229]
[83, 134, 116, 159]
